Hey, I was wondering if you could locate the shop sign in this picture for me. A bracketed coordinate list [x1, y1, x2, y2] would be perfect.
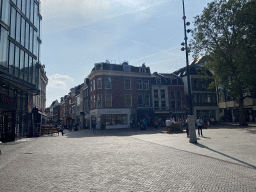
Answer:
[0, 95, 17, 109]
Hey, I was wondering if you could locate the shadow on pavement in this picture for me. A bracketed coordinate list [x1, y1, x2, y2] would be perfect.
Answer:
[63, 127, 184, 138]
[194, 143, 256, 169]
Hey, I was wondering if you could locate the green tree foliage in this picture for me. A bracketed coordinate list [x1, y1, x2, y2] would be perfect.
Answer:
[191, 0, 256, 125]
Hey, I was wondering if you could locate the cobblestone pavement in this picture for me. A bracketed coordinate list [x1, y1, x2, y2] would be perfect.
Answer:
[0, 125, 256, 192]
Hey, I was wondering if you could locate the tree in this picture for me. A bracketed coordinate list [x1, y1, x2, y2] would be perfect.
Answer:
[191, 0, 256, 126]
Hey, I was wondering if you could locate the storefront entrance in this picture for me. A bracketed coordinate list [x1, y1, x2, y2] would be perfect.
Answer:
[0, 111, 16, 142]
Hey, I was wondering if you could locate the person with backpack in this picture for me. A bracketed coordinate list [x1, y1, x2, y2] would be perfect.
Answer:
[196, 117, 203, 137]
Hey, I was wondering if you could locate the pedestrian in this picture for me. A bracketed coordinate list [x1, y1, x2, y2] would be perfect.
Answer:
[142, 119, 147, 130]
[92, 122, 97, 134]
[196, 117, 203, 137]
[185, 118, 189, 137]
[250, 115, 253, 123]
[58, 124, 64, 136]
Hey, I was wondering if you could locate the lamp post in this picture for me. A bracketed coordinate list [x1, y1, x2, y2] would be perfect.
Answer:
[181, 0, 197, 143]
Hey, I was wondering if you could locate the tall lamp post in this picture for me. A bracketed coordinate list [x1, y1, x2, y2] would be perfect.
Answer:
[181, 0, 197, 143]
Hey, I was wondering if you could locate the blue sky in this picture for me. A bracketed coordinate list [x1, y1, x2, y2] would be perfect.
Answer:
[41, 0, 213, 107]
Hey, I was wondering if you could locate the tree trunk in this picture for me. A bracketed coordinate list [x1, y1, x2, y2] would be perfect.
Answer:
[238, 95, 248, 126]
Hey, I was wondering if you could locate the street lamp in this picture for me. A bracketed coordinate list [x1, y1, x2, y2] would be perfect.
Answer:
[181, 0, 197, 143]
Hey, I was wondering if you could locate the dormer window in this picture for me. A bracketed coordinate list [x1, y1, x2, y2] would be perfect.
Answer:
[156, 78, 161, 84]
[123, 65, 131, 72]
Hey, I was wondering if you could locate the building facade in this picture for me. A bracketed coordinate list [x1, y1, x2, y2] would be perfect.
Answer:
[174, 57, 220, 122]
[88, 62, 151, 129]
[0, 0, 43, 142]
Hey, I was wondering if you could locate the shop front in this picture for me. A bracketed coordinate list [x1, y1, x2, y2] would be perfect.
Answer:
[90, 108, 131, 129]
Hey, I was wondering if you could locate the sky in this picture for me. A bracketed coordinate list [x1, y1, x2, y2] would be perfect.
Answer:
[41, 0, 213, 107]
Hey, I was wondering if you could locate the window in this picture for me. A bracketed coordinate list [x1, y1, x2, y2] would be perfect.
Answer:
[125, 95, 132, 107]
[97, 94, 102, 108]
[171, 101, 175, 109]
[161, 90, 165, 99]
[170, 90, 175, 99]
[161, 101, 166, 108]
[172, 79, 177, 85]
[156, 78, 161, 84]
[177, 101, 182, 109]
[137, 79, 143, 90]
[124, 79, 131, 90]
[105, 94, 112, 107]
[90, 81, 92, 92]
[194, 94, 197, 103]
[154, 101, 159, 108]
[177, 91, 181, 99]
[105, 77, 111, 89]
[144, 80, 149, 90]
[138, 95, 143, 106]
[145, 95, 150, 107]
[202, 80, 206, 88]
[93, 79, 95, 91]
[93, 95, 96, 108]
[154, 90, 158, 98]
[97, 78, 102, 89]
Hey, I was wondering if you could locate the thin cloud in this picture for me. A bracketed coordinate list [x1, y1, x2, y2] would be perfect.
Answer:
[47, 74, 75, 89]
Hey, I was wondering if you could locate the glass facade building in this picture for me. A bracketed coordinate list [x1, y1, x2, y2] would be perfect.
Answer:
[0, 0, 42, 142]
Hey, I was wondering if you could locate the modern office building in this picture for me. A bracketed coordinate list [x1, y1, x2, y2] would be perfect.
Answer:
[0, 0, 43, 142]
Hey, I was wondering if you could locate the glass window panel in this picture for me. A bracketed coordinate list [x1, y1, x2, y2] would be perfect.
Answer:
[26, 0, 30, 18]
[161, 90, 165, 99]
[124, 79, 131, 90]
[10, 7, 16, 38]
[125, 95, 131, 107]
[34, 3, 38, 27]
[30, 0, 34, 23]
[29, 27, 33, 52]
[25, 22, 29, 49]
[24, 54, 28, 81]
[17, 0, 22, 9]
[105, 77, 111, 89]
[1, 0, 10, 24]
[29, 57, 33, 83]
[22, 0, 26, 14]
[14, 47, 20, 77]
[33, 30, 38, 56]
[20, 50, 24, 80]
[21, 18, 25, 46]
[0, 27, 8, 72]
[16, 13, 21, 43]
[38, 43, 41, 63]
[8, 43, 15, 75]
[145, 95, 150, 107]
[12, 0, 17, 5]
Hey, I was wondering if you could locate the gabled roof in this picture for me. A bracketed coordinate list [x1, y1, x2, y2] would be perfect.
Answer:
[173, 56, 213, 77]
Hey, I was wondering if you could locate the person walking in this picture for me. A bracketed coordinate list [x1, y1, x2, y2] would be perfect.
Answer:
[196, 117, 203, 137]
[92, 122, 97, 134]
[185, 118, 189, 137]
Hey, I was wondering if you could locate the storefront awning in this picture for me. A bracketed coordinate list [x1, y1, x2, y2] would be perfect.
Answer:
[0, 73, 40, 95]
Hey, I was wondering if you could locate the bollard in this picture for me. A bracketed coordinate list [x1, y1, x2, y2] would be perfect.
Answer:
[188, 115, 197, 143]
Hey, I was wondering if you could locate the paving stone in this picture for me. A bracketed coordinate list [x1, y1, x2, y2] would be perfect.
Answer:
[0, 127, 256, 191]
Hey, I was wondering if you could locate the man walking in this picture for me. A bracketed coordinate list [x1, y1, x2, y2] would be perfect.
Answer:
[196, 117, 203, 137]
